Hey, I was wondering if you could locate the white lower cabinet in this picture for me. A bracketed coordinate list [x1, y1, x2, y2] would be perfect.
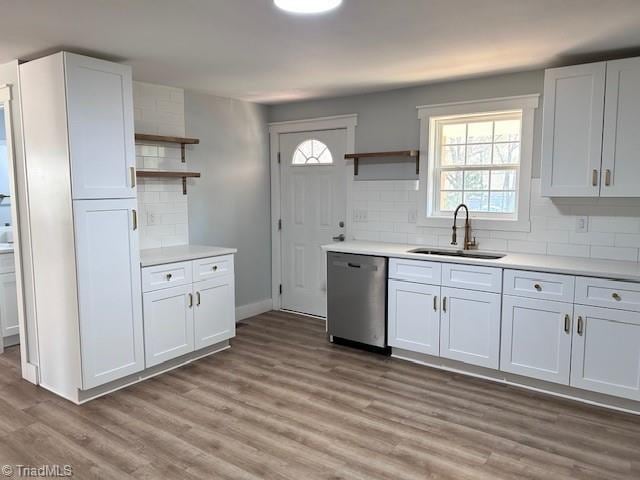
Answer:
[141, 255, 236, 368]
[0, 272, 19, 338]
[194, 276, 235, 349]
[440, 287, 501, 369]
[570, 305, 640, 401]
[143, 285, 195, 367]
[388, 280, 440, 356]
[500, 295, 573, 384]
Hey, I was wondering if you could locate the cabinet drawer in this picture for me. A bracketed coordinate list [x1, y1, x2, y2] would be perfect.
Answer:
[575, 277, 640, 312]
[442, 263, 502, 293]
[142, 261, 192, 293]
[504, 270, 575, 302]
[193, 255, 234, 283]
[388, 258, 441, 285]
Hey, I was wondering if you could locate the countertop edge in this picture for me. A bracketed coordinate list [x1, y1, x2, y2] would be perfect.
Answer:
[140, 245, 237, 268]
[322, 242, 640, 283]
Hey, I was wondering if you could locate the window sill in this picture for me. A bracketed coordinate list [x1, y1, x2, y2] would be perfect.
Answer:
[418, 216, 531, 232]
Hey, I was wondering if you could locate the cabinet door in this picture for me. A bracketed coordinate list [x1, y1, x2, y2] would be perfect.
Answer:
[193, 275, 235, 349]
[541, 62, 605, 197]
[440, 287, 501, 369]
[0, 272, 18, 338]
[388, 280, 440, 355]
[143, 285, 194, 367]
[500, 295, 572, 384]
[65, 53, 136, 200]
[571, 305, 640, 401]
[74, 198, 144, 389]
[601, 57, 640, 197]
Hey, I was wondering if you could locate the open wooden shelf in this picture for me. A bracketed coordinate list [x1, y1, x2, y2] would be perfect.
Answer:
[344, 150, 420, 175]
[135, 133, 200, 163]
[136, 169, 201, 194]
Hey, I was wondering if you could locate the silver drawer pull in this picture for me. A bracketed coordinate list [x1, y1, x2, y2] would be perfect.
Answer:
[534, 283, 542, 291]
[188, 293, 193, 308]
[212, 265, 218, 271]
[577, 316, 584, 335]
[564, 314, 570, 333]
[612, 292, 621, 301]
[166, 273, 172, 281]
[433, 296, 437, 311]
[592, 169, 598, 186]
[442, 296, 447, 313]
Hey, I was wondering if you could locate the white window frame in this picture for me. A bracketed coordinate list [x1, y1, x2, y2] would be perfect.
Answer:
[417, 95, 539, 232]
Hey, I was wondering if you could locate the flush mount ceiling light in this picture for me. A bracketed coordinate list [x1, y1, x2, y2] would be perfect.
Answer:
[274, 0, 342, 14]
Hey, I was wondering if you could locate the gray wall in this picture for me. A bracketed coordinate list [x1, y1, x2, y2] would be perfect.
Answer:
[185, 92, 271, 308]
[268, 70, 545, 180]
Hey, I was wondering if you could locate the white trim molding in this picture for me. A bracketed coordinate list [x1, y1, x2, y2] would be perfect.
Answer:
[417, 95, 539, 232]
[235, 298, 273, 322]
[269, 114, 357, 311]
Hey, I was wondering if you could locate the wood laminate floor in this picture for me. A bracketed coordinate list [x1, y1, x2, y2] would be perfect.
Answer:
[1, 310, 640, 479]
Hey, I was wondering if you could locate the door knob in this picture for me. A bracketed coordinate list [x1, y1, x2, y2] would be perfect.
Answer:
[332, 234, 345, 242]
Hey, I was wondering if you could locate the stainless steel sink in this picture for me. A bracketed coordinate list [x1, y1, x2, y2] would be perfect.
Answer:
[407, 247, 506, 260]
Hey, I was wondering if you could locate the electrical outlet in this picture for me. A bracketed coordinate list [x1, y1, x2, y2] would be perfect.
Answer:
[575, 216, 589, 233]
[147, 212, 159, 226]
[353, 209, 368, 223]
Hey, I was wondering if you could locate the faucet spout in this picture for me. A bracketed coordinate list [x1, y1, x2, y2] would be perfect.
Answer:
[451, 203, 477, 250]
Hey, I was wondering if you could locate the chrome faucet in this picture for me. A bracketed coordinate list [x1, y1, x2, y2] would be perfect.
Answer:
[451, 204, 477, 250]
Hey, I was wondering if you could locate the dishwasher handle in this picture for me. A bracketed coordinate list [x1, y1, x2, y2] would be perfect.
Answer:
[347, 262, 361, 268]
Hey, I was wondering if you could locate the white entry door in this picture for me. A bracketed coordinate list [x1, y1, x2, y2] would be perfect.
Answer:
[280, 129, 347, 317]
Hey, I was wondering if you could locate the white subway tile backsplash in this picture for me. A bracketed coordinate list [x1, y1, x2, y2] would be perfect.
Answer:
[349, 179, 640, 262]
[134, 81, 188, 248]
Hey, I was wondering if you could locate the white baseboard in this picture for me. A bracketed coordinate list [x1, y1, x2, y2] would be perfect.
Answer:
[236, 298, 273, 321]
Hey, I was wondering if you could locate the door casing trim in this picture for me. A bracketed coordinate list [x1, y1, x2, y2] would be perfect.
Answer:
[268, 114, 357, 312]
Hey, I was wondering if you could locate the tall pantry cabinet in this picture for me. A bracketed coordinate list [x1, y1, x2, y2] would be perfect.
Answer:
[20, 52, 143, 402]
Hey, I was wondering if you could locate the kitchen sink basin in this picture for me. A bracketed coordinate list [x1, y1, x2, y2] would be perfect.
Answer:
[407, 247, 506, 260]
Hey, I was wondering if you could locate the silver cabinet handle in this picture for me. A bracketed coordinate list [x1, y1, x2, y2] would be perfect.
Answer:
[188, 293, 193, 308]
[130, 166, 136, 188]
[605, 169, 612, 186]
[592, 169, 599, 186]
[612, 292, 621, 301]
[433, 296, 437, 311]
[132, 209, 138, 230]
[166, 273, 172, 281]
[212, 265, 218, 271]
[534, 283, 542, 291]
[196, 291, 201, 306]
[442, 296, 447, 312]
[564, 314, 571, 333]
[577, 316, 584, 335]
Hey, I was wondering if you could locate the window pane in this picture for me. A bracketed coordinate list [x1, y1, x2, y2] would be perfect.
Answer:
[441, 145, 465, 166]
[440, 191, 462, 211]
[490, 170, 517, 190]
[489, 191, 516, 213]
[466, 144, 492, 165]
[318, 148, 333, 164]
[494, 119, 521, 142]
[463, 170, 489, 191]
[440, 171, 463, 190]
[467, 121, 493, 144]
[463, 192, 489, 212]
[442, 123, 466, 144]
[493, 142, 520, 164]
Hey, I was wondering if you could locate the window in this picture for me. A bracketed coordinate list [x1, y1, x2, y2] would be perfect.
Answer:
[292, 139, 333, 165]
[417, 95, 539, 232]
[436, 112, 521, 217]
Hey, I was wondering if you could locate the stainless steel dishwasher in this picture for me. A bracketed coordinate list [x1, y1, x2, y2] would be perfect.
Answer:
[327, 252, 388, 350]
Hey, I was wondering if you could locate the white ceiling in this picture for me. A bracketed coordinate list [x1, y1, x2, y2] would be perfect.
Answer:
[2, 0, 640, 104]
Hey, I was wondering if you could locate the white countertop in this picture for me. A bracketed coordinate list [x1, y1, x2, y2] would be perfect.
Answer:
[141, 244, 237, 267]
[322, 241, 640, 282]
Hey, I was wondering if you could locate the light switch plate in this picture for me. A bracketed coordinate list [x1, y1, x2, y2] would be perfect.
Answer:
[575, 216, 589, 233]
[147, 212, 159, 226]
[353, 209, 368, 223]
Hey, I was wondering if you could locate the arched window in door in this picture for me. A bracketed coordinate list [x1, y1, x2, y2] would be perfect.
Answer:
[292, 139, 333, 165]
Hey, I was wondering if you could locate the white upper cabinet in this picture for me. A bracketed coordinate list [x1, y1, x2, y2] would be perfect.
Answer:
[541, 56, 640, 198]
[541, 62, 605, 197]
[601, 58, 640, 197]
[74, 198, 144, 389]
[65, 53, 136, 200]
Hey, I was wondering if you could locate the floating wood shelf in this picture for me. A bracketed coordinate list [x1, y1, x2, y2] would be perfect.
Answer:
[344, 150, 420, 175]
[136, 169, 201, 195]
[135, 133, 200, 163]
